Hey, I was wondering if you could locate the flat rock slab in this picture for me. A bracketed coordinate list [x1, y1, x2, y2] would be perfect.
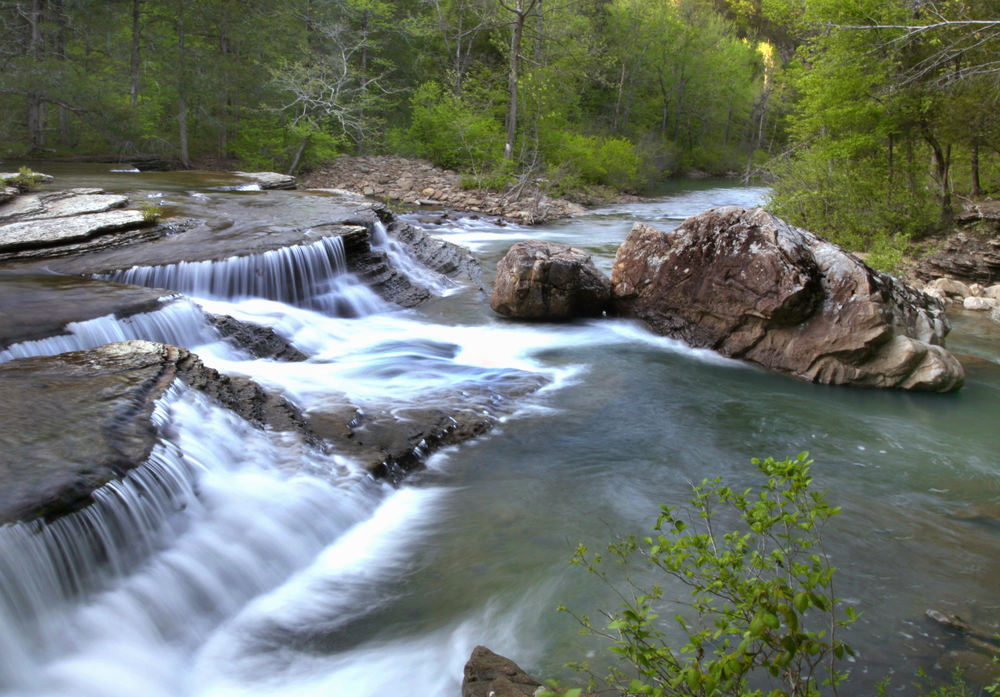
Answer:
[0, 340, 310, 525]
[0, 273, 171, 349]
[0, 210, 147, 253]
[22, 193, 129, 220]
[0, 341, 180, 524]
[232, 171, 297, 190]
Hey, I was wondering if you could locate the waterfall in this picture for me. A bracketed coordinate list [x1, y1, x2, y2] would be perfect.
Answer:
[97, 236, 383, 317]
[0, 386, 381, 695]
[372, 221, 454, 295]
[0, 299, 246, 365]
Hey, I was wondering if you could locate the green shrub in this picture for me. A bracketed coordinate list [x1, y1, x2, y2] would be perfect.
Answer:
[543, 133, 648, 192]
[564, 452, 856, 697]
[2, 166, 44, 191]
[765, 147, 937, 272]
[405, 82, 504, 172]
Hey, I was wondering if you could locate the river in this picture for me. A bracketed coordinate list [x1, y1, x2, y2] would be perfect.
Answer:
[1, 166, 999, 697]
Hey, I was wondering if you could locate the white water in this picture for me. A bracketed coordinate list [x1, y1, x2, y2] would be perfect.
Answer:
[98, 236, 383, 316]
[0, 299, 238, 365]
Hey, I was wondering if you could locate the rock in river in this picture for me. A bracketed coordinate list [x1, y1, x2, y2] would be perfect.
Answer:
[611, 206, 965, 391]
[491, 240, 611, 320]
[0, 340, 307, 525]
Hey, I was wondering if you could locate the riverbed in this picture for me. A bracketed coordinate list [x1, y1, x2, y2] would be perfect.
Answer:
[1, 166, 998, 697]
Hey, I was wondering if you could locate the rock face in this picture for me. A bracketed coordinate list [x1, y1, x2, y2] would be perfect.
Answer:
[462, 647, 542, 697]
[611, 207, 964, 392]
[914, 229, 1000, 285]
[491, 240, 611, 320]
[0, 340, 310, 525]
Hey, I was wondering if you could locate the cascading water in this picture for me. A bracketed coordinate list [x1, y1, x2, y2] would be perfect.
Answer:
[97, 236, 383, 317]
[0, 386, 391, 697]
[371, 220, 454, 295]
[0, 299, 238, 365]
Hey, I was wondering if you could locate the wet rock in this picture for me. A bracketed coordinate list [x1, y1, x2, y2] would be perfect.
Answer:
[0, 273, 169, 350]
[964, 296, 996, 311]
[612, 207, 964, 392]
[206, 314, 308, 361]
[0, 341, 183, 524]
[386, 217, 482, 284]
[0, 340, 311, 525]
[462, 647, 596, 697]
[491, 240, 610, 320]
[939, 650, 1000, 686]
[462, 647, 541, 697]
[232, 171, 297, 190]
[0, 210, 148, 253]
[308, 371, 549, 478]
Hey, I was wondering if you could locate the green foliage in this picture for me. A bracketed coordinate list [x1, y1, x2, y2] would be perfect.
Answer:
[1, 167, 44, 192]
[765, 149, 936, 273]
[913, 668, 1000, 697]
[405, 82, 504, 172]
[542, 133, 648, 192]
[565, 453, 856, 697]
[139, 201, 162, 224]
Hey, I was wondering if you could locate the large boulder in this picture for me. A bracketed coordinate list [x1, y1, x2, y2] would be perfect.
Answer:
[461, 646, 542, 697]
[491, 240, 611, 320]
[611, 206, 964, 392]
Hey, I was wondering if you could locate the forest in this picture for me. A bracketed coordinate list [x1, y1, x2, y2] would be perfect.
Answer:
[2, 0, 1000, 266]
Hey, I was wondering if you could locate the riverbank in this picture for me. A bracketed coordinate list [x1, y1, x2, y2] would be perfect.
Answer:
[300, 155, 644, 223]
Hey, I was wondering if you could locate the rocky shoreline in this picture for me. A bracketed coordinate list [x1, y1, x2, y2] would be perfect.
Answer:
[301, 154, 605, 223]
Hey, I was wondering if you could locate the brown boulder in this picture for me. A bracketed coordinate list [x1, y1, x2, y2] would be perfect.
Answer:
[491, 240, 611, 320]
[611, 206, 964, 392]
[462, 647, 541, 697]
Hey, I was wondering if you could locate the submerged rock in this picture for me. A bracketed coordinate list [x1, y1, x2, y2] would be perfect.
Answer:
[0, 340, 309, 525]
[491, 240, 611, 320]
[612, 207, 964, 391]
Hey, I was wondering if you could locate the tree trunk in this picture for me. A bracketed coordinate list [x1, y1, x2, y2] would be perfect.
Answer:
[971, 142, 981, 198]
[504, 0, 537, 161]
[722, 93, 733, 149]
[177, 2, 189, 168]
[130, 0, 141, 106]
[27, 0, 44, 151]
[927, 136, 951, 222]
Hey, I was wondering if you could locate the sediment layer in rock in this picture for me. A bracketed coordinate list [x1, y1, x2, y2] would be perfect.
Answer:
[612, 206, 964, 392]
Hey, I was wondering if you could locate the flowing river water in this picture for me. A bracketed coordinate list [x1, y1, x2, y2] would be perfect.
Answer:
[1, 166, 999, 696]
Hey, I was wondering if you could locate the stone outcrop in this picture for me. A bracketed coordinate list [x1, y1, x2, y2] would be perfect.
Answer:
[206, 314, 308, 361]
[462, 647, 542, 697]
[0, 187, 164, 262]
[301, 155, 588, 222]
[462, 647, 596, 697]
[914, 229, 1000, 285]
[611, 207, 964, 392]
[0, 273, 170, 350]
[231, 171, 297, 190]
[0, 340, 310, 525]
[386, 216, 483, 284]
[491, 240, 611, 320]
